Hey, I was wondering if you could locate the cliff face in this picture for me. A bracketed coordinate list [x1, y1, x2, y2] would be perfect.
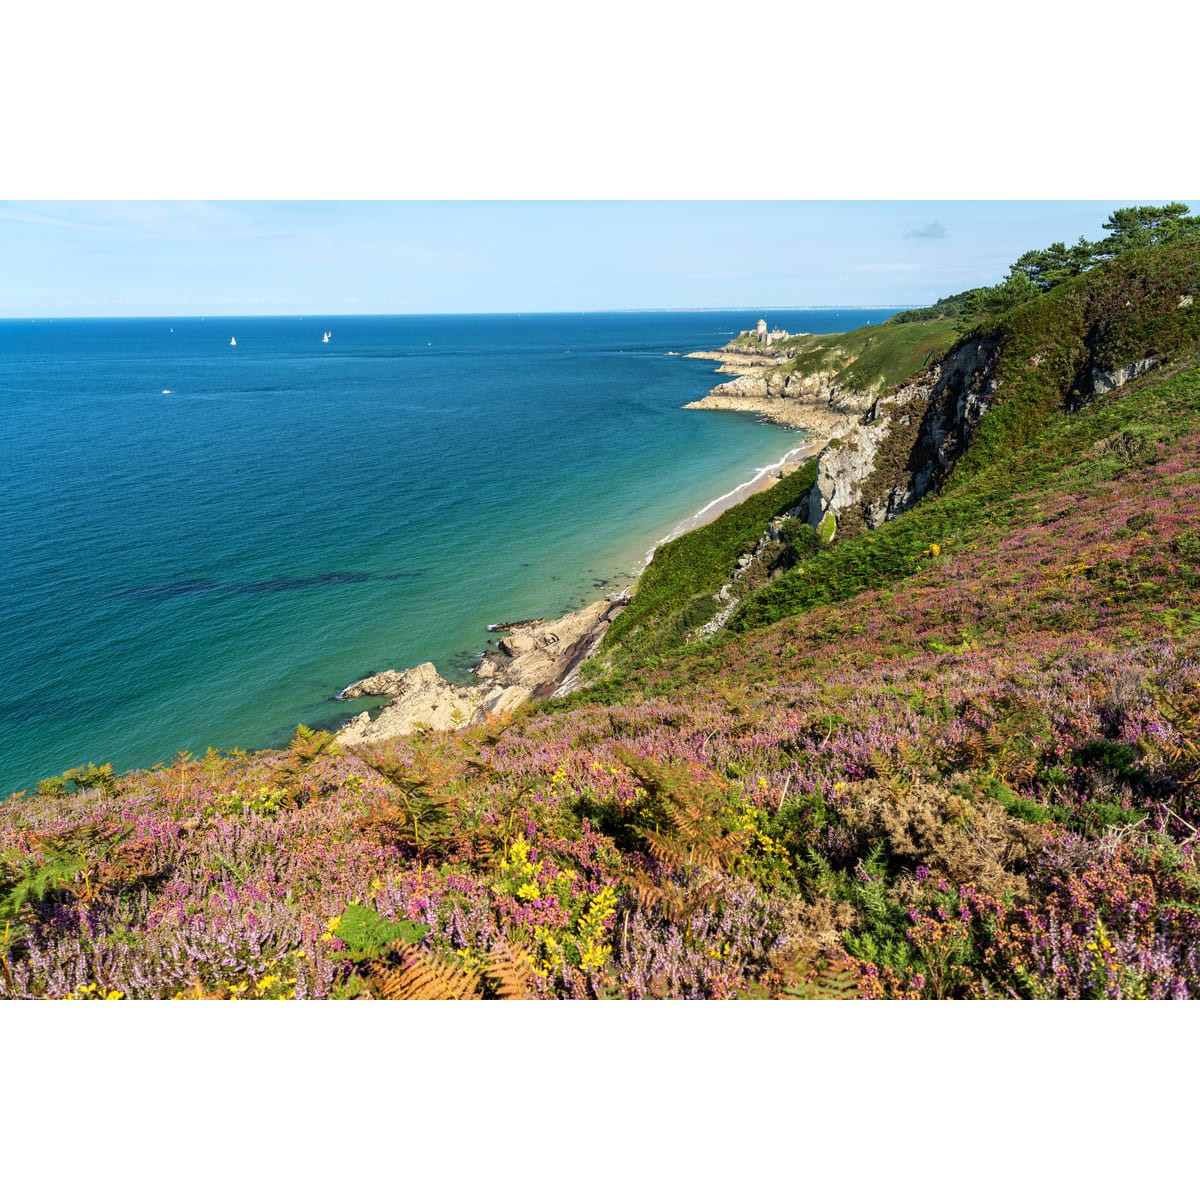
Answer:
[807, 337, 1000, 539]
[801, 242, 1200, 543]
[683, 322, 959, 437]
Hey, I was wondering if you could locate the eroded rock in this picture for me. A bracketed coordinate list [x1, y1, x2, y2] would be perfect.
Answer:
[335, 597, 627, 747]
[338, 669, 408, 699]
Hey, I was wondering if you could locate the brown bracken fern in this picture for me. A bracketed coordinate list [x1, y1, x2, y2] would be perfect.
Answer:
[359, 756, 454, 863]
[368, 946, 483, 1000]
[613, 749, 749, 928]
[740, 945, 861, 999]
[365, 938, 540, 1000]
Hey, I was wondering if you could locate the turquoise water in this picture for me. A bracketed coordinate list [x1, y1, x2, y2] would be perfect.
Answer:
[0, 309, 895, 795]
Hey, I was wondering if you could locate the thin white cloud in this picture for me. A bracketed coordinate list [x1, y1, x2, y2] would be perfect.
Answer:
[0, 201, 286, 242]
[906, 221, 948, 239]
[849, 262, 924, 273]
[0, 204, 117, 233]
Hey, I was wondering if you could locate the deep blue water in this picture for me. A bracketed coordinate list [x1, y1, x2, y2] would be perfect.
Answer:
[0, 309, 896, 795]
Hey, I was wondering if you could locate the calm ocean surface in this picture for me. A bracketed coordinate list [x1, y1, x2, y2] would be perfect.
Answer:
[0, 309, 897, 795]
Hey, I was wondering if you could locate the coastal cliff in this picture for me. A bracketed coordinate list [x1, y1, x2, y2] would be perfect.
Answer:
[683, 346, 876, 437]
[796, 242, 1200, 543]
[805, 336, 1001, 540]
[682, 318, 957, 438]
[8, 225, 1200, 1001]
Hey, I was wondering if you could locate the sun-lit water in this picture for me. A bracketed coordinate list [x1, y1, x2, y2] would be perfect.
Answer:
[0, 308, 896, 794]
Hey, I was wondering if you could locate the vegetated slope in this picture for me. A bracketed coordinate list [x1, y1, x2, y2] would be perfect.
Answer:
[4, 251, 1200, 999]
[742, 238, 1200, 621]
[772, 318, 959, 398]
[712, 319, 959, 421]
[587, 459, 818, 680]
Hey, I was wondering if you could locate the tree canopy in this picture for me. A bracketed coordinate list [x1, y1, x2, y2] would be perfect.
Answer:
[898, 203, 1200, 333]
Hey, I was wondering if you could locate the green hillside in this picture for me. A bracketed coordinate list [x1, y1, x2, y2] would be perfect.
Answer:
[771, 318, 958, 396]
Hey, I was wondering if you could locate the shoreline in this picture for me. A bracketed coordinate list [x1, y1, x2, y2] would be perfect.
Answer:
[334, 428, 823, 746]
[647, 438, 824, 556]
[684, 392, 852, 437]
[681, 338, 866, 438]
[333, 326, 836, 746]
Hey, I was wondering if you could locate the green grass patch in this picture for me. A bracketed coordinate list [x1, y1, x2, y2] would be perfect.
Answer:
[774, 319, 958, 397]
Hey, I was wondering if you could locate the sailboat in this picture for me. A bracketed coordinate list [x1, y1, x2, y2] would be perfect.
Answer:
[322, 331, 330, 343]
[230, 336, 237, 346]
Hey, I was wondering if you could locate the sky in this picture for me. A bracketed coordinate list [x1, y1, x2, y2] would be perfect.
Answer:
[0, 199, 1183, 318]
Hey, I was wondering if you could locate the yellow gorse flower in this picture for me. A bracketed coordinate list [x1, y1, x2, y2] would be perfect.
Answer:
[577, 886, 618, 971]
[66, 983, 125, 1000]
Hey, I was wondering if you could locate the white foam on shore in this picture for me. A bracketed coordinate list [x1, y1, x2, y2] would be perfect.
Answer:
[638, 438, 821, 567]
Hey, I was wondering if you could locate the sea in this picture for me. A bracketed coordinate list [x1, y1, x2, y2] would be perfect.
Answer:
[0, 309, 898, 796]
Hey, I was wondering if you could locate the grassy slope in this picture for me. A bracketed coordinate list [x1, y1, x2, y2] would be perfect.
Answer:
[771, 318, 958, 395]
[4, 246, 1200, 1000]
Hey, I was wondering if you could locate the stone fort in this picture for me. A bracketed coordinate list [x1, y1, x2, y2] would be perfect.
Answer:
[744, 317, 790, 345]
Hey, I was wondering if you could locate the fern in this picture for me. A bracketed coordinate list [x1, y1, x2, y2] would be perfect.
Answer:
[0, 851, 87, 921]
[36, 762, 118, 799]
[331, 904, 428, 963]
[362, 757, 454, 861]
[614, 749, 749, 873]
[783, 956, 860, 1000]
[741, 946, 862, 999]
[610, 750, 750, 935]
[356, 937, 540, 1000]
[480, 940, 541, 1000]
[289, 724, 338, 764]
[367, 946, 483, 1000]
[2, 821, 133, 920]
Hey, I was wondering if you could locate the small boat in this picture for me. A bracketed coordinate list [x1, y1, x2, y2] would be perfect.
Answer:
[322, 331, 331, 343]
[230, 336, 237, 346]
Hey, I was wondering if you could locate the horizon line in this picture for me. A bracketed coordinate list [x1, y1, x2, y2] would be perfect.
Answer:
[0, 303, 919, 321]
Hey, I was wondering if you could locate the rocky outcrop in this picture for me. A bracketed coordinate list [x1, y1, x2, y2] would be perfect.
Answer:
[683, 345, 876, 436]
[336, 663, 485, 744]
[335, 596, 627, 747]
[337, 670, 407, 699]
[1091, 357, 1158, 395]
[474, 599, 622, 694]
[806, 337, 1000, 541]
[685, 349, 790, 371]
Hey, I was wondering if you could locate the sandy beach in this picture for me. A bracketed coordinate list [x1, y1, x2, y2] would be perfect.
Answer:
[647, 438, 824, 555]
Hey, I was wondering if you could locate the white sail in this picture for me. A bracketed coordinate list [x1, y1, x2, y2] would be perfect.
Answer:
[230, 336, 237, 346]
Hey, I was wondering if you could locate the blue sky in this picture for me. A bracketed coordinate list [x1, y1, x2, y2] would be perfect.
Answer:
[0, 200, 1183, 318]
